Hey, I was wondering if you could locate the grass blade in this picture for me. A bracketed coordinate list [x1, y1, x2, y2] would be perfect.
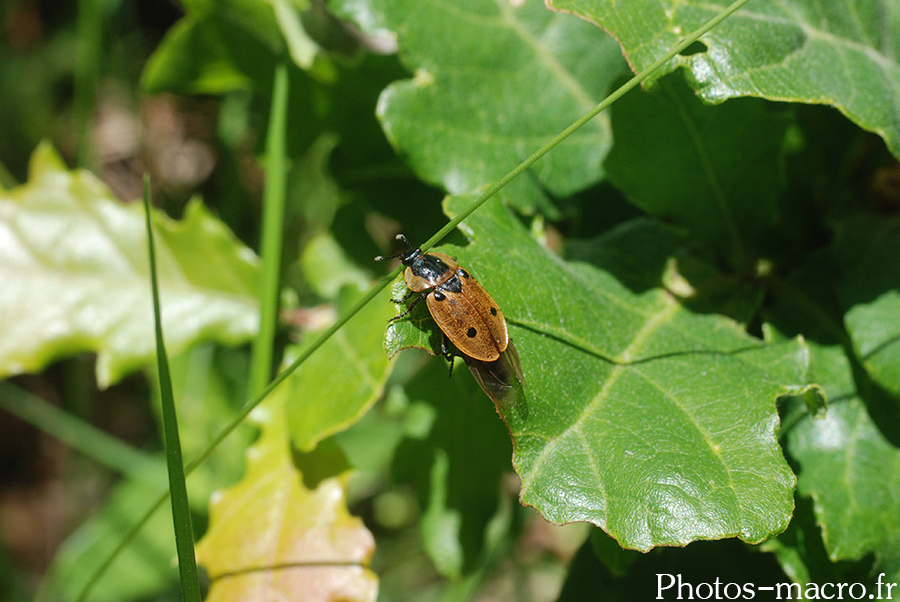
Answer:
[249, 61, 290, 397]
[73, 0, 102, 169]
[143, 176, 201, 602]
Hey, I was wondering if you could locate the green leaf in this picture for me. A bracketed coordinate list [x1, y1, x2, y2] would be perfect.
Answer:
[831, 218, 900, 398]
[0, 143, 259, 387]
[421, 449, 464, 579]
[300, 232, 369, 300]
[604, 74, 791, 269]
[141, 0, 333, 95]
[386, 195, 809, 551]
[273, 0, 319, 69]
[767, 269, 900, 583]
[335, 0, 626, 210]
[762, 494, 878, 591]
[548, 0, 900, 158]
[846, 290, 900, 395]
[181, 0, 319, 60]
[181, 0, 287, 50]
[285, 284, 396, 452]
[787, 377, 900, 579]
[140, 15, 256, 94]
[383, 276, 443, 360]
[195, 395, 377, 602]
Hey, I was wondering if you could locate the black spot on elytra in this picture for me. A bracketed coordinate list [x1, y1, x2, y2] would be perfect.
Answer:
[466, 327, 477, 338]
[434, 291, 445, 301]
[490, 307, 497, 316]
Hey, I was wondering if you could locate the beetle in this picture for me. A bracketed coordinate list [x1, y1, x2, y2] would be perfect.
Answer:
[376, 234, 510, 363]
[376, 234, 526, 418]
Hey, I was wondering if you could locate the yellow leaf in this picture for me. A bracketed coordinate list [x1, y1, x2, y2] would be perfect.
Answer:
[196, 400, 377, 601]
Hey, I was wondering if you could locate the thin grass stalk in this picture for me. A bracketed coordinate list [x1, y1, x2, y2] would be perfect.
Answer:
[73, 0, 103, 170]
[143, 176, 202, 602]
[249, 61, 291, 397]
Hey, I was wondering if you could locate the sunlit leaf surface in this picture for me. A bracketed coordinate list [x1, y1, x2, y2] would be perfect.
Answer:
[0, 143, 259, 386]
[549, 0, 900, 157]
[386, 195, 809, 550]
[332, 0, 626, 211]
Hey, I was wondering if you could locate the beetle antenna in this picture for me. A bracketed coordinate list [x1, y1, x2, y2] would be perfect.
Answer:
[395, 233, 413, 250]
[375, 233, 415, 261]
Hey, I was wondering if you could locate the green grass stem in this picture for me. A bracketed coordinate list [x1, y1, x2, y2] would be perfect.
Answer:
[73, 0, 103, 170]
[143, 176, 201, 602]
[249, 62, 290, 397]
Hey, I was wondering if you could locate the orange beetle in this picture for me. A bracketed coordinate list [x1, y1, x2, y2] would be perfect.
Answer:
[377, 235, 526, 416]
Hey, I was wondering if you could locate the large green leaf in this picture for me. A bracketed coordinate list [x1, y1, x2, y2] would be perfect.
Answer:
[0, 143, 259, 387]
[791, 398, 900, 577]
[548, 0, 900, 158]
[386, 195, 810, 551]
[331, 0, 626, 210]
[604, 74, 791, 269]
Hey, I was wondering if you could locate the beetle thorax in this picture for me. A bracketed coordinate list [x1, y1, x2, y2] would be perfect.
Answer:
[399, 248, 422, 267]
[404, 252, 459, 292]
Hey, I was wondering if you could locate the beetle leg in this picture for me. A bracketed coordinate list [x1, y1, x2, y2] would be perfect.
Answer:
[387, 291, 427, 323]
[441, 335, 455, 378]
